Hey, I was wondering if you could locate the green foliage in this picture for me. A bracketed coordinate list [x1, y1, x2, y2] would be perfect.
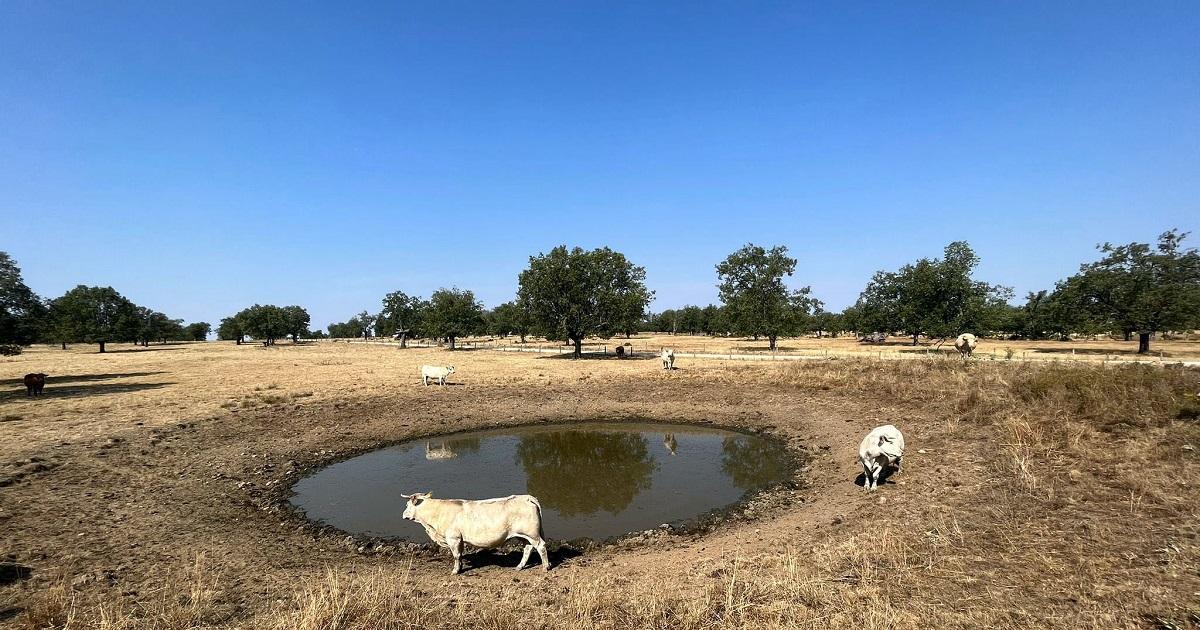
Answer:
[281, 306, 311, 342]
[486, 301, 530, 340]
[716, 244, 818, 349]
[376, 291, 427, 344]
[851, 241, 1012, 344]
[132, 307, 183, 345]
[238, 304, 289, 345]
[48, 285, 139, 352]
[518, 246, 652, 357]
[327, 310, 375, 339]
[184, 322, 211, 341]
[0, 252, 46, 353]
[1069, 230, 1200, 353]
[422, 288, 484, 349]
[217, 314, 246, 343]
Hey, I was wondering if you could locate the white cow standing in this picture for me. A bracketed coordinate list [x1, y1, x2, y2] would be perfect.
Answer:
[661, 348, 676, 370]
[858, 424, 905, 491]
[421, 365, 456, 386]
[401, 492, 550, 575]
[954, 333, 978, 360]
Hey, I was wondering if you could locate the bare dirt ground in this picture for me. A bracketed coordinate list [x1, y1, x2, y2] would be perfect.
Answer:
[1, 340, 1198, 629]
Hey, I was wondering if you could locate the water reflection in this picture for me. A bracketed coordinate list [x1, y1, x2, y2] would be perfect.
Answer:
[721, 436, 791, 491]
[516, 430, 657, 516]
[423, 437, 481, 461]
[663, 433, 678, 456]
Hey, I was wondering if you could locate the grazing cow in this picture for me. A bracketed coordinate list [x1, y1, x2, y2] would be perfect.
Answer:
[421, 365, 456, 386]
[614, 345, 625, 358]
[401, 492, 550, 575]
[661, 348, 675, 370]
[858, 424, 905, 491]
[23, 373, 46, 397]
[954, 333, 978, 360]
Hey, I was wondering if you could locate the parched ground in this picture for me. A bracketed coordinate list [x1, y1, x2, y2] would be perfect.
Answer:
[1, 340, 1198, 629]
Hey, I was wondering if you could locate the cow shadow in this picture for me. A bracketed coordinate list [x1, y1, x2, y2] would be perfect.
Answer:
[107, 346, 185, 353]
[2, 381, 173, 402]
[13, 372, 166, 385]
[853, 467, 899, 489]
[459, 546, 583, 574]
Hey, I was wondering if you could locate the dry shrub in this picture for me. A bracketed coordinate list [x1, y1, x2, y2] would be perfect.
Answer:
[14, 554, 230, 630]
[264, 534, 927, 630]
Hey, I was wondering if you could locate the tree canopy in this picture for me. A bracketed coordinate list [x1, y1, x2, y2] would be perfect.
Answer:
[48, 285, 139, 352]
[422, 288, 484, 349]
[716, 244, 818, 350]
[376, 290, 427, 347]
[518, 246, 652, 357]
[1069, 230, 1200, 353]
[0, 252, 45, 355]
[851, 241, 1012, 344]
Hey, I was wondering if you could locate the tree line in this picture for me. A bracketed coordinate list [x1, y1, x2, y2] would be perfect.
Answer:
[3, 230, 1196, 356]
[0, 252, 210, 354]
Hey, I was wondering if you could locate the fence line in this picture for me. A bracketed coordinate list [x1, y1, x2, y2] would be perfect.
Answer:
[300, 338, 1200, 367]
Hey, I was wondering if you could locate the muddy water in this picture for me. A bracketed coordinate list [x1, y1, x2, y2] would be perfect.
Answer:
[290, 422, 792, 542]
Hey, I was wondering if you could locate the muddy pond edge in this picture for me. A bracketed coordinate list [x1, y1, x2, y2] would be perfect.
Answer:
[261, 416, 813, 560]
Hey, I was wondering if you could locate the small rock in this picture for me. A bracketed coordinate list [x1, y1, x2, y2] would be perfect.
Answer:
[917, 449, 927, 454]
[1183, 445, 1195, 452]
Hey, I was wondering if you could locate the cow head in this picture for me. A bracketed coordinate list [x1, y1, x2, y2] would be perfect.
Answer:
[401, 492, 432, 520]
[445, 366, 456, 374]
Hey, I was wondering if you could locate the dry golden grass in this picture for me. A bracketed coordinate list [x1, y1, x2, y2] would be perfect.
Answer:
[2, 341, 1199, 629]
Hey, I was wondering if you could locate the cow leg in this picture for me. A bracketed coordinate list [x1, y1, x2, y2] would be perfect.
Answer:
[535, 538, 550, 571]
[516, 543, 533, 571]
[423, 376, 429, 386]
[447, 536, 463, 575]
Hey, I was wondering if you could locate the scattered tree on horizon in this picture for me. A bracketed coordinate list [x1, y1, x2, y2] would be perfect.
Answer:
[218, 313, 247, 344]
[239, 304, 288, 345]
[184, 322, 212, 341]
[0, 252, 46, 355]
[518, 246, 653, 358]
[851, 242, 1012, 345]
[282, 306, 311, 343]
[1068, 230, 1200, 353]
[377, 290, 427, 347]
[487, 301, 530, 342]
[48, 285, 139, 353]
[716, 244, 818, 351]
[423, 288, 484, 350]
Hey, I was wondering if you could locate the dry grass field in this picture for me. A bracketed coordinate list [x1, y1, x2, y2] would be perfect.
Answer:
[2, 339, 1199, 629]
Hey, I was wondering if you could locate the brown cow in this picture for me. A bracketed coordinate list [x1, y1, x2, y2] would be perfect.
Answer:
[23, 373, 46, 397]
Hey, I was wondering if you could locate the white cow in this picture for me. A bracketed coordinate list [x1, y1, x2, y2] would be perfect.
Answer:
[401, 492, 550, 575]
[858, 424, 905, 491]
[661, 348, 676, 370]
[421, 365, 455, 386]
[954, 333, 978, 360]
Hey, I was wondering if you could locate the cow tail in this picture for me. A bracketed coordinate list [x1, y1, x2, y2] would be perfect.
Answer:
[529, 496, 545, 540]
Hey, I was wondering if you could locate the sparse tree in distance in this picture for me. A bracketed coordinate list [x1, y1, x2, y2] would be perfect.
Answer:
[282, 306, 311, 342]
[0, 252, 45, 355]
[218, 313, 247, 344]
[716, 244, 816, 350]
[48, 285, 139, 353]
[1069, 230, 1200, 353]
[487, 301, 529, 341]
[518, 246, 653, 358]
[852, 242, 1012, 345]
[377, 291, 426, 347]
[184, 322, 211, 341]
[239, 304, 288, 346]
[423, 288, 484, 350]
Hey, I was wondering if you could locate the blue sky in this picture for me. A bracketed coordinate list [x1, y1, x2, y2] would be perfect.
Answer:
[2, 2, 1197, 329]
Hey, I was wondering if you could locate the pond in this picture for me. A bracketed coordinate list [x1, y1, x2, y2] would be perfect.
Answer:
[289, 422, 793, 542]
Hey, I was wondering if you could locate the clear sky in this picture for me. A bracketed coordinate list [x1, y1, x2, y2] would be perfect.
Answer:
[2, 2, 1197, 330]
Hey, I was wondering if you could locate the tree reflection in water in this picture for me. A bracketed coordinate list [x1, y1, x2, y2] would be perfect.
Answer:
[721, 436, 790, 492]
[516, 430, 656, 516]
